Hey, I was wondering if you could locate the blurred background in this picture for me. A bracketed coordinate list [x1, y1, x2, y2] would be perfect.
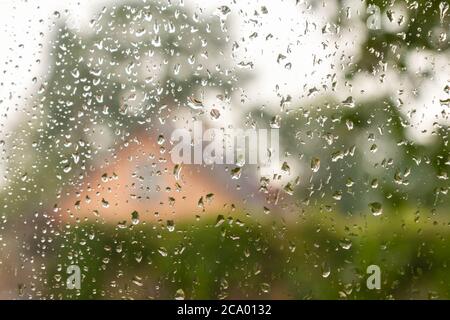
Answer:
[0, 0, 450, 299]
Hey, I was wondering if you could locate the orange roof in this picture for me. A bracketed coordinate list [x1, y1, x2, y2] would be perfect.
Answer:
[60, 130, 262, 223]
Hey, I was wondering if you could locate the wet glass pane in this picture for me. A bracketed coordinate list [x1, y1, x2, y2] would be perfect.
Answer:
[0, 0, 449, 300]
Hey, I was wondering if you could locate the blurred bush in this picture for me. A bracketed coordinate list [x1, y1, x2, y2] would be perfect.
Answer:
[46, 207, 450, 299]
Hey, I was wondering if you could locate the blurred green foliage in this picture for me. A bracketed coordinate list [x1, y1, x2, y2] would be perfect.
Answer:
[47, 208, 450, 299]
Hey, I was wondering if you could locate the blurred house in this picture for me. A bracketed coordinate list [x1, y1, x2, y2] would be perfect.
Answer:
[60, 129, 269, 223]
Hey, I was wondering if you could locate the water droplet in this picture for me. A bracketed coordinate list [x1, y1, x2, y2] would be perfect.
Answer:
[341, 96, 355, 108]
[166, 220, 175, 232]
[215, 6, 231, 20]
[187, 96, 204, 110]
[333, 191, 342, 200]
[281, 161, 290, 174]
[311, 157, 320, 172]
[369, 202, 383, 216]
[175, 288, 185, 300]
[231, 167, 242, 179]
[346, 119, 354, 130]
[215, 214, 225, 227]
[101, 198, 109, 208]
[235, 154, 245, 167]
[321, 262, 331, 278]
[131, 211, 139, 225]
[283, 182, 294, 195]
[260, 283, 271, 294]
[210, 108, 221, 120]
[339, 239, 352, 250]
[158, 247, 168, 257]
[439, 2, 449, 23]
[157, 134, 165, 145]
[173, 164, 182, 181]
[270, 115, 281, 129]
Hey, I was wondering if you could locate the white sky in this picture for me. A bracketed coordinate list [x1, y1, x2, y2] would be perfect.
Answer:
[0, 0, 448, 142]
[0, 0, 331, 126]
